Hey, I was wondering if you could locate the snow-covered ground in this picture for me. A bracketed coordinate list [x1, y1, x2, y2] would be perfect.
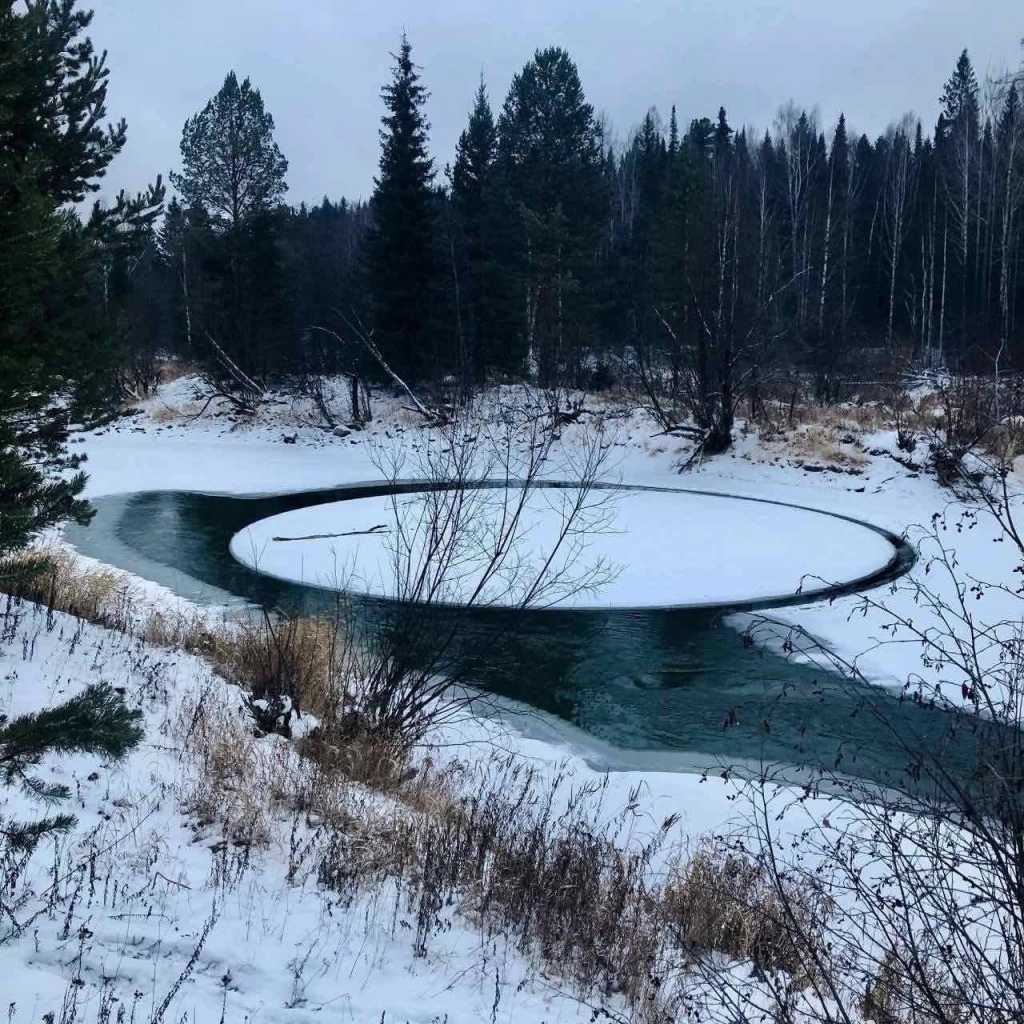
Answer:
[3, 602, 734, 1021]
[74, 376, 1019, 707]
[5, 375, 1021, 1019]
[0, 580, 804, 1021]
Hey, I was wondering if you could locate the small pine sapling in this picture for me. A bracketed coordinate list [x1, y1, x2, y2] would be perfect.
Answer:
[1, 683, 144, 853]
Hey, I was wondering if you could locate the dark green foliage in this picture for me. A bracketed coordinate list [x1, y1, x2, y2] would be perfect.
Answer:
[448, 78, 522, 385]
[936, 49, 981, 354]
[5, 18, 1023, 469]
[168, 72, 289, 387]
[0, 0, 162, 561]
[1, 682, 144, 852]
[366, 35, 440, 384]
[0, 446, 90, 566]
[940, 49, 980, 126]
[171, 71, 288, 229]
[0, 0, 125, 205]
[284, 198, 373, 389]
[104, 220, 176, 399]
[497, 47, 608, 384]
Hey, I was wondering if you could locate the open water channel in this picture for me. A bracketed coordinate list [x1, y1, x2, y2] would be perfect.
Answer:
[65, 484, 988, 794]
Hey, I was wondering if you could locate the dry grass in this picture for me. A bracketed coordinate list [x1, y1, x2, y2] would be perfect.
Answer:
[3, 548, 840, 1018]
[157, 359, 196, 385]
[149, 400, 206, 423]
[0, 548, 356, 736]
[298, 722, 413, 791]
[1, 549, 141, 629]
[787, 426, 868, 468]
[813, 404, 890, 432]
[755, 398, 896, 435]
[982, 417, 1024, 463]
[759, 423, 868, 470]
[177, 694, 281, 847]
[167, 646, 836, 1020]
[664, 845, 830, 980]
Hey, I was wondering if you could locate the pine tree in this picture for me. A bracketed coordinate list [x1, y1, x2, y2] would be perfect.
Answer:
[449, 77, 520, 383]
[170, 72, 289, 383]
[0, 0, 161, 561]
[452, 79, 497, 222]
[0, 0, 147, 862]
[620, 109, 666, 360]
[171, 72, 288, 229]
[937, 49, 980, 353]
[497, 46, 607, 383]
[366, 35, 439, 384]
[1, 684, 143, 853]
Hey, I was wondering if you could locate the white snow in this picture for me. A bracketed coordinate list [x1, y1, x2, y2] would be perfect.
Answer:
[69, 376, 1024, 708]
[6, 375, 1020, 1019]
[229, 486, 898, 608]
[0, 598, 800, 1022]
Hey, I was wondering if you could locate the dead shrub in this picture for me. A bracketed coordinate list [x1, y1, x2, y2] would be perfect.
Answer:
[862, 949, 967, 1024]
[297, 722, 412, 791]
[759, 423, 868, 469]
[203, 611, 345, 736]
[157, 359, 196, 385]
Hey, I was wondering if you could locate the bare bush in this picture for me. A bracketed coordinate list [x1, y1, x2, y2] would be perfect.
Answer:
[320, 391, 620, 744]
[665, 842, 832, 980]
[710, 469, 1024, 1023]
[313, 752, 832, 1021]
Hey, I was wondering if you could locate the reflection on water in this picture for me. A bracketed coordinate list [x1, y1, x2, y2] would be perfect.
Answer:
[65, 488, 985, 791]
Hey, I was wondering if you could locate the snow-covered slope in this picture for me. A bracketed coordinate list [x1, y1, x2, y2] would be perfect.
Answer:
[6, 376, 1017, 1019]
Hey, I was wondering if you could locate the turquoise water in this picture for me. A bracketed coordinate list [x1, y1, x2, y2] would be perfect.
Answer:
[65, 486, 989, 792]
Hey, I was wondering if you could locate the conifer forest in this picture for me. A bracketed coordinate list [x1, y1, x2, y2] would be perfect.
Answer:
[7, 19, 1022, 468]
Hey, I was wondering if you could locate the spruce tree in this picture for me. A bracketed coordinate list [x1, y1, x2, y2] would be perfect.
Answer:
[449, 78, 519, 383]
[367, 35, 438, 384]
[621, 109, 666, 360]
[937, 49, 980, 353]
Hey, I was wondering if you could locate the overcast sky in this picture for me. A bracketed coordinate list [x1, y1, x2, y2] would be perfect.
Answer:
[88, 0, 1022, 207]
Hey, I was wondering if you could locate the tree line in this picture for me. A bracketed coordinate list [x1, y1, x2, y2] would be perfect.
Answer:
[5, 4, 1024, 558]
[116, 40, 1023, 440]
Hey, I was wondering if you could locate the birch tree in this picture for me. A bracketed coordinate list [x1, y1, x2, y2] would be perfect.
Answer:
[881, 115, 919, 347]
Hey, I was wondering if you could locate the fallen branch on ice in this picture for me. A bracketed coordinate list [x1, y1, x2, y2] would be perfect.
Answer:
[271, 524, 389, 542]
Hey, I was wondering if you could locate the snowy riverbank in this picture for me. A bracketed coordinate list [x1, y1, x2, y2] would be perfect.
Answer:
[4, 376, 1021, 1020]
